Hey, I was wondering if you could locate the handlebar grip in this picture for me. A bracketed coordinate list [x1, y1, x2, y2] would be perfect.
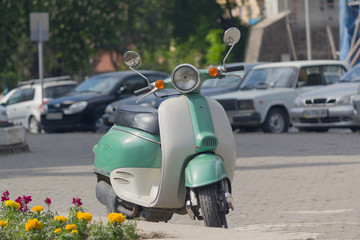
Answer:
[226, 65, 244, 72]
[134, 86, 151, 96]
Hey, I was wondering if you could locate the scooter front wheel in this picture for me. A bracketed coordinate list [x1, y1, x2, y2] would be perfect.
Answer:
[198, 182, 228, 228]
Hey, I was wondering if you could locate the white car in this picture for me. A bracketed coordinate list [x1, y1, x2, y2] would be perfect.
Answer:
[291, 64, 360, 132]
[0, 105, 8, 124]
[1, 76, 77, 133]
[213, 60, 349, 133]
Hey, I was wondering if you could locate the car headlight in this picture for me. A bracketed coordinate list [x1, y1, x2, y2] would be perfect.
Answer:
[64, 101, 88, 114]
[41, 104, 48, 114]
[337, 95, 354, 106]
[171, 64, 200, 93]
[293, 96, 305, 107]
[237, 100, 254, 110]
[105, 105, 115, 114]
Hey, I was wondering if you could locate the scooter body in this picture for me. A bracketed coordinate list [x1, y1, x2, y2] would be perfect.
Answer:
[94, 94, 235, 208]
[93, 27, 242, 227]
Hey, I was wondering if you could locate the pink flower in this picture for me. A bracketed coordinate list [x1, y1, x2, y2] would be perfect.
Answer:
[72, 197, 83, 207]
[24, 195, 32, 204]
[1, 191, 9, 202]
[15, 195, 32, 212]
[44, 197, 52, 207]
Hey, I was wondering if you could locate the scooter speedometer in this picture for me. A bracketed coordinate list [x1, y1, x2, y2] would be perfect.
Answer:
[171, 64, 200, 93]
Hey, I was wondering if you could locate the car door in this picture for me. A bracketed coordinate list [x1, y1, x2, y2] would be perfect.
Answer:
[6, 88, 35, 127]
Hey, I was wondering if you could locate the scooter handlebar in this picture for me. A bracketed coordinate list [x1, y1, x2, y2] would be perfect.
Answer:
[134, 86, 151, 96]
[226, 65, 244, 72]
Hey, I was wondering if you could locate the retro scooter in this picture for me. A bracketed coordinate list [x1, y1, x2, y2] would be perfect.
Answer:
[93, 27, 243, 228]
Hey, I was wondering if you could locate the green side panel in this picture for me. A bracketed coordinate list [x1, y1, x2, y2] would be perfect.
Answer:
[186, 94, 218, 153]
[185, 154, 228, 188]
[93, 126, 161, 176]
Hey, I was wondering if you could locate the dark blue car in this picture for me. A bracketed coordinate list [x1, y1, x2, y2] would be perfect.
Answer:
[41, 70, 169, 132]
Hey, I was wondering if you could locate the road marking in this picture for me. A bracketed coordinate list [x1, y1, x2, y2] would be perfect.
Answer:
[285, 209, 354, 214]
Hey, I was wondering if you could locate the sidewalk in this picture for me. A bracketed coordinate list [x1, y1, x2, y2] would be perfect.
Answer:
[1, 133, 360, 239]
[135, 221, 316, 240]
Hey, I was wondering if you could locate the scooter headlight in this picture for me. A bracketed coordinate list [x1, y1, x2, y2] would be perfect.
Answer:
[171, 64, 200, 93]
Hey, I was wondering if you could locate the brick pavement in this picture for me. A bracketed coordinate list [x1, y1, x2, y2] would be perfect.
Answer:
[1, 132, 360, 239]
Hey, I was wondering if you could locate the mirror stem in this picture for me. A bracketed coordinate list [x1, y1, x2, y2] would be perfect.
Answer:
[129, 66, 151, 86]
[222, 42, 235, 72]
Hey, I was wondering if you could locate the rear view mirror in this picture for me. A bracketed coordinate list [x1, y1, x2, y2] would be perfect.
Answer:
[124, 51, 141, 69]
[223, 27, 241, 46]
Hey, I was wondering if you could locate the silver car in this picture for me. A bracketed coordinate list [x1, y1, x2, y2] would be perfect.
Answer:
[291, 64, 360, 132]
[213, 60, 349, 133]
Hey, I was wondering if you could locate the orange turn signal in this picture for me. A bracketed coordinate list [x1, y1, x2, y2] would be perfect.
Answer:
[155, 80, 165, 90]
[208, 67, 218, 77]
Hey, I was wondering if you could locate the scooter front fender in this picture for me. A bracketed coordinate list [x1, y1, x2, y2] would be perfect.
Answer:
[185, 153, 228, 188]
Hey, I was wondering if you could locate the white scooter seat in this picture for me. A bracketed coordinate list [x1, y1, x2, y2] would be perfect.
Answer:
[114, 105, 160, 134]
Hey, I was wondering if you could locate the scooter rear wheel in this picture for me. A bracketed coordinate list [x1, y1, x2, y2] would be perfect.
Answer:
[198, 182, 228, 228]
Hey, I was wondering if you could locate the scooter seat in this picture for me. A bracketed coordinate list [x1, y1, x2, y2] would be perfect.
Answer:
[114, 105, 159, 134]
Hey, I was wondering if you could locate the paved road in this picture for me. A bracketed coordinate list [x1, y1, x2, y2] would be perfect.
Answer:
[1, 131, 360, 239]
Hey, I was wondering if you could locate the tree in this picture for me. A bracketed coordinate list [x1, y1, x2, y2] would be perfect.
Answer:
[0, 0, 247, 91]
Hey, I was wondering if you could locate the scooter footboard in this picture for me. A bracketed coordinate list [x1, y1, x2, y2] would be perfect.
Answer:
[185, 154, 228, 188]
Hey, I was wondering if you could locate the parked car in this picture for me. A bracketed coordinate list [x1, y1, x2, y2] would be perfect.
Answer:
[212, 60, 349, 133]
[0, 76, 77, 133]
[291, 63, 360, 132]
[41, 70, 169, 132]
[101, 63, 264, 128]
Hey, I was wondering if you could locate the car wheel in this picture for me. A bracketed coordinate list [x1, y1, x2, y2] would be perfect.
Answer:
[350, 127, 359, 133]
[262, 108, 289, 133]
[29, 116, 40, 134]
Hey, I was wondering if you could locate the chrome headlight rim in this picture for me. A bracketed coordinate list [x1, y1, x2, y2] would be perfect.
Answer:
[171, 64, 200, 93]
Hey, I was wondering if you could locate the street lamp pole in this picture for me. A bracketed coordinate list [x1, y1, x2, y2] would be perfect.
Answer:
[304, 0, 312, 60]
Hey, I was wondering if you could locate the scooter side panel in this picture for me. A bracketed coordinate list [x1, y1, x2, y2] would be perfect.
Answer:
[151, 96, 196, 208]
[185, 154, 227, 188]
[206, 97, 236, 182]
[110, 167, 161, 207]
[94, 126, 162, 175]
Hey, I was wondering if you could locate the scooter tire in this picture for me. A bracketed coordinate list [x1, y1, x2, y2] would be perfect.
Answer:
[198, 183, 227, 228]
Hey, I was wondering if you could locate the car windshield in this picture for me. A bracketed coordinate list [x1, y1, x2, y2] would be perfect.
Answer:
[240, 67, 297, 89]
[44, 85, 76, 99]
[202, 74, 244, 89]
[338, 65, 360, 82]
[74, 76, 120, 94]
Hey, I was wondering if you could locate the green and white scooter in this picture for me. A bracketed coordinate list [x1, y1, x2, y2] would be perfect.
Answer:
[93, 27, 242, 228]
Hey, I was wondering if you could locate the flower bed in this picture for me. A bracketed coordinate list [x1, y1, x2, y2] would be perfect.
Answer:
[0, 191, 138, 240]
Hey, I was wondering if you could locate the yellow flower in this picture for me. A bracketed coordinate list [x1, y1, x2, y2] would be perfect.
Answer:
[0, 220, 7, 227]
[25, 219, 42, 231]
[54, 228, 62, 234]
[54, 216, 67, 222]
[71, 230, 78, 234]
[65, 224, 76, 231]
[77, 212, 93, 222]
[32, 206, 44, 213]
[108, 212, 126, 223]
[4, 200, 20, 210]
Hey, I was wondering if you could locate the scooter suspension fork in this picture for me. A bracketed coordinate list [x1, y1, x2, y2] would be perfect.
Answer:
[186, 188, 203, 220]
